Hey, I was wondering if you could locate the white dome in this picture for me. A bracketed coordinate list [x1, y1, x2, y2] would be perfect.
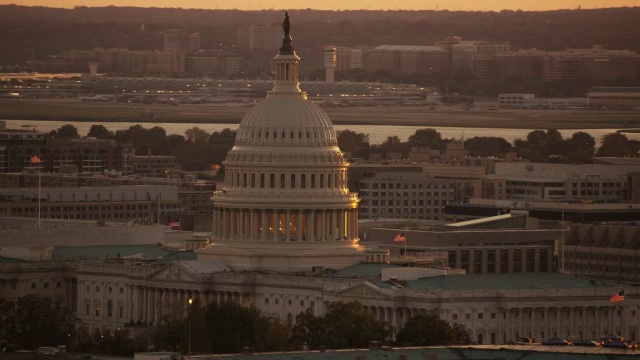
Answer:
[234, 95, 338, 147]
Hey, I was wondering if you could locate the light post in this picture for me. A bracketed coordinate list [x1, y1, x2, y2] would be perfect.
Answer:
[188, 297, 193, 354]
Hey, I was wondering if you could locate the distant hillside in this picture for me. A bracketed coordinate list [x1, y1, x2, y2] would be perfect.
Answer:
[1, 5, 639, 66]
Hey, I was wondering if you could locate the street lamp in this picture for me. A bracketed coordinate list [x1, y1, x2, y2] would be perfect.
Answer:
[188, 297, 193, 354]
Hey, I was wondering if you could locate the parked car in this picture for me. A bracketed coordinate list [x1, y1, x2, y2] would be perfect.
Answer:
[603, 341, 632, 349]
[573, 340, 601, 347]
[600, 334, 624, 343]
[542, 338, 572, 346]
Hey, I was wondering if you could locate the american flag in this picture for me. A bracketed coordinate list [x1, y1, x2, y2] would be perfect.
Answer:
[610, 290, 625, 303]
[168, 221, 180, 229]
[394, 233, 406, 242]
[31, 155, 41, 164]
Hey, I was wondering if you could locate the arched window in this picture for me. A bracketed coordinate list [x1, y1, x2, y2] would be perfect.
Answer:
[251, 174, 256, 188]
[311, 174, 316, 189]
[282, 131, 286, 139]
[328, 173, 332, 188]
[291, 174, 296, 189]
[243, 173, 247, 187]
[335, 173, 339, 188]
[107, 300, 113, 318]
[280, 174, 285, 188]
[301, 174, 306, 189]
[320, 174, 324, 188]
[270, 174, 275, 189]
[260, 174, 265, 188]
[236, 173, 240, 187]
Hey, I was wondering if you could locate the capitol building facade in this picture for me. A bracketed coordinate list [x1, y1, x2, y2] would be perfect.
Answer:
[2, 14, 640, 346]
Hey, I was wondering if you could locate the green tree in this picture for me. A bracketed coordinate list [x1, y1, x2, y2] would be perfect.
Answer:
[151, 319, 183, 352]
[181, 298, 211, 354]
[336, 129, 370, 158]
[50, 124, 80, 138]
[205, 301, 263, 353]
[451, 323, 472, 345]
[408, 128, 444, 150]
[87, 124, 114, 139]
[597, 133, 634, 157]
[185, 127, 211, 144]
[395, 312, 454, 347]
[291, 301, 390, 350]
[464, 136, 512, 157]
[9, 295, 77, 348]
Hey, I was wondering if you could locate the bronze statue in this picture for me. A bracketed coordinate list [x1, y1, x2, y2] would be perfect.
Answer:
[282, 11, 290, 37]
[280, 11, 293, 53]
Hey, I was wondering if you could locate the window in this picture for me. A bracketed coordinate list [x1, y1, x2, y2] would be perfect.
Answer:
[31, 283, 36, 289]
[119, 287, 124, 294]
[265, 298, 270, 304]
[291, 174, 296, 189]
[96, 285, 100, 292]
[478, 313, 484, 319]
[86, 285, 90, 292]
[453, 314, 458, 320]
[465, 313, 471, 320]
[85, 303, 90, 316]
[57, 282, 61, 289]
[491, 313, 496, 319]
[44, 282, 49, 289]
[119, 305, 124, 319]
[275, 298, 280, 305]
[95, 304, 101, 317]
[300, 300, 305, 306]
[288, 299, 292, 305]
[107, 300, 113, 318]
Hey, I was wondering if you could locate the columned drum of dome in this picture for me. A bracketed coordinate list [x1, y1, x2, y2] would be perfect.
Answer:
[197, 13, 364, 272]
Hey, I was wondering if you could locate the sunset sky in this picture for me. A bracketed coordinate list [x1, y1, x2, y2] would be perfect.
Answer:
[1, 0, 636, 11]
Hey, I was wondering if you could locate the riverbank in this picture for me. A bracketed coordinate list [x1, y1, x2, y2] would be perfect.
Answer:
[2, 98, 640, 130]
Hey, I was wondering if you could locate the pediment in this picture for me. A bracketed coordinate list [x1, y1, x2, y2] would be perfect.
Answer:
[337, 282, 389, 299]
[147, 263, 197, 282]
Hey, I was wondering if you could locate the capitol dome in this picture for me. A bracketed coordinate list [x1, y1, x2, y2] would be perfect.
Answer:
[198, 12, 364, 272]
[234, 96, 338, 147]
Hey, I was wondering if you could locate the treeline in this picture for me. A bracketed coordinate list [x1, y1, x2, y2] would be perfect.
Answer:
[1, 5, 639, 69]
[49, 124, 640, 176]
[0, 295, 470, 355]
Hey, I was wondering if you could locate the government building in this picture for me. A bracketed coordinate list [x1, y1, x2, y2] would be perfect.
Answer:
[2, 14, 639, 347]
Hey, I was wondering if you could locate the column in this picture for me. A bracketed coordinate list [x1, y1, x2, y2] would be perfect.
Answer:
[273, 209, 279, 241]
[332, 209, 338, 241]
[250, 210, 256, 240]
[222, 209, 228, 240]
[338, 209, 345, 240]
[261, 210, 268, 241]
[307, 210, 314, 241]
[297, 210, 303, 241]
[285, 210, 291, 241]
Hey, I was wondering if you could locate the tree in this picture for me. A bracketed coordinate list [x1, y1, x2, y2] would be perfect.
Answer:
[408, 128, 443, 150]
[6, 295, 77, 349]
[50, 124, 80, 138]
[451, 323, 472, 345]
[291, 301, 390, 350]
[464, 136, 512, 157]
[181, 298, 211, 354]
[337, 129, 370, 154]
[597, 133, 634, 157]
[151, 319, 183, 352]
[205, 301, 263, 354]
[566, 131, 595, 154]
[87, 124, 113, 139]
[395, 312, 454, 347]
[185, 127, 210, 144]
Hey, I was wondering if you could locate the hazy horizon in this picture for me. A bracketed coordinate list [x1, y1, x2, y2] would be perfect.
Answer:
[1, 0, 637, 11]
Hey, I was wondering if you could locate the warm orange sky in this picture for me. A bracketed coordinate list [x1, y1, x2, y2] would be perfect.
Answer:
[1, 0, 636, 11]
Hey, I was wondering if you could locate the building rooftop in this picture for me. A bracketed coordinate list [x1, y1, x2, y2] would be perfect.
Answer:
[184, 345, 640, 360]
[52, 244, 178, 261]
[375, 45, 447, 53]
[333, 264, 617, 291]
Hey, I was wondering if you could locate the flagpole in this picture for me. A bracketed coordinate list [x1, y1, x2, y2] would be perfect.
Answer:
[38, 161, 42, 229]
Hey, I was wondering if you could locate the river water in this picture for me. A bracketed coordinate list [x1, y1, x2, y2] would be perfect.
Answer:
[4, 119, 638, 145]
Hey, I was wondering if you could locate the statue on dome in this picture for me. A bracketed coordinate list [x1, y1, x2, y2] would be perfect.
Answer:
[280, 11, 294, 53]
[282, 11, 290, 37]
